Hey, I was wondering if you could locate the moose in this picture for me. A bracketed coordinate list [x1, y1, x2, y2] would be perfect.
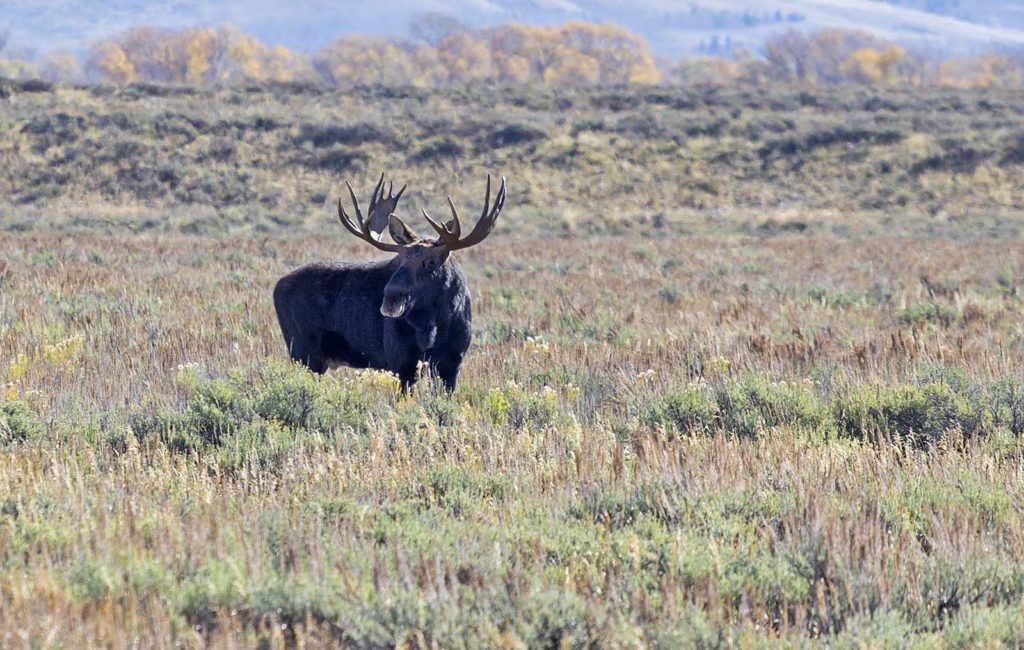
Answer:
[273, 173, 506, 390]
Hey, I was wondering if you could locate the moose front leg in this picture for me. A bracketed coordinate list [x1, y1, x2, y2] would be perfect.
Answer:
[432, 355, 463, 392]
[384, 320, 426, 391]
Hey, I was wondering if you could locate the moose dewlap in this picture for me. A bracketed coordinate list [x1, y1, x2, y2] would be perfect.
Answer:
[273, 173, 507, 391]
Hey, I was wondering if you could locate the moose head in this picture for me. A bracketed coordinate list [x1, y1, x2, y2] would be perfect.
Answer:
[337, 174, 507, 320]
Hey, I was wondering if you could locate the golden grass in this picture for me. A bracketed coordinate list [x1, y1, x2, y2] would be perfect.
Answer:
[1, 230, 1023, 646]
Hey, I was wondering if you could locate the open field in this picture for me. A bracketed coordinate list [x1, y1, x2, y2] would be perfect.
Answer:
[2, 82, 1024, 647]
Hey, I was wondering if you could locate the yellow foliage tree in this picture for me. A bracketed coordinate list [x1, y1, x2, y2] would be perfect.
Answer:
[87, 42, 135, 83]
[483, 20, 659, 86]
[543, 49, 600, 85]
[559, 21, 660, 85]
[840, 46, 907, 84]
[436, 31, 494, 82]
[181, 28, 217, 83]
[313, 36, 418, 87]
[85, 24, 310, 84]
[264, 45, 317, 83]
[487, 22, 551, 83]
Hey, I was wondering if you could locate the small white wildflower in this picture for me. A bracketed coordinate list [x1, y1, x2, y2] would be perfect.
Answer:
[636, 369, 657, 383]
[524, 336, 551, 356]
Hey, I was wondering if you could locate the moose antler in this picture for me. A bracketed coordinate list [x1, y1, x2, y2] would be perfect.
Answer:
[338, 173, 408, 252]
[422, 175, 507, 251]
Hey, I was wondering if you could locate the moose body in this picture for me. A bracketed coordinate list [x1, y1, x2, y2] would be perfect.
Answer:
[273, 174, 505, 390]
[273, 256, 472, 390]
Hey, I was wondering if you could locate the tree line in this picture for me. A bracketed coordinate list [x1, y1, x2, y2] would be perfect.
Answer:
[1, 19, 1023, 89]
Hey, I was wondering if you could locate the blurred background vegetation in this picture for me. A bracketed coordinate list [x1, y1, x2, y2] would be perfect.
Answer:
[2, 19, 1024, 90]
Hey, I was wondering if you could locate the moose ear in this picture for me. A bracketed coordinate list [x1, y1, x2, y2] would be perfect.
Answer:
[388, 214, 420, 246]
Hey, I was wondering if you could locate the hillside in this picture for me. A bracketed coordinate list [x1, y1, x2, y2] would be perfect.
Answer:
[3, 80, 1024, 239]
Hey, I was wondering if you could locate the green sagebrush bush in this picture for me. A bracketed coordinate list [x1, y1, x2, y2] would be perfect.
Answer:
[0, 398, 43, 444]
[645, 370, 1020, 442]
[127, 360, 394, 469]
[644, 376, 828, 437]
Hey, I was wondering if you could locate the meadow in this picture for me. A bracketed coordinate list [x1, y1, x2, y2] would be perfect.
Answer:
[1, 79, 1024, 647]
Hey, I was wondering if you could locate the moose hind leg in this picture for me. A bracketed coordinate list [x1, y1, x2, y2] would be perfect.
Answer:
[321, 331, 370, 369]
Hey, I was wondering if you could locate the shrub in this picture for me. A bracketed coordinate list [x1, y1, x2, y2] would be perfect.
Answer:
[480, 123, 547, 149]
[0, 399, 43, 444]
[416, 465, 511, 517]
[486, 381, 560, 430]
[129, 361, 389, 458]
[833, 382, 991, 442]
[898, 303, 956, 327]
[716, 377, 829, 437]
[293, 122, 389, 148]
[643, 385, 718, 434]
[408, 137, 464, 163]
[989, 376, 1024, 435]
[572, 482, 679, 527]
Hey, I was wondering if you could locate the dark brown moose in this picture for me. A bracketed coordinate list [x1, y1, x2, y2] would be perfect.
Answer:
[273, 174, 506, 390]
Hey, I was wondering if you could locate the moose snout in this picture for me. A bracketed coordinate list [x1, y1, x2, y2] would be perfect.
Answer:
[380, 293, 409, 318]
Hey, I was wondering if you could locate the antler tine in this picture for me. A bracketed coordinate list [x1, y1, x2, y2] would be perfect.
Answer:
[346, 182, 365, 227]
[434, 175, 506, 252]
[492, 176, 506, 216]
[422, 208, 458, 246]
[364, 173, 411, 240]
[445, 195, 462, 240]
[479, 174, 491, 221]
[337, 198, 363, 237]
[338, 179, 404, 253]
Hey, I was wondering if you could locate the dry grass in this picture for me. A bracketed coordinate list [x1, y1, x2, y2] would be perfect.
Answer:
[2, 232, 1024, 647]
[2, 81, 1024, 646]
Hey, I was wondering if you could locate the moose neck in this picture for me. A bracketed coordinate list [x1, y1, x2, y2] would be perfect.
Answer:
[432, 257, 468, 318]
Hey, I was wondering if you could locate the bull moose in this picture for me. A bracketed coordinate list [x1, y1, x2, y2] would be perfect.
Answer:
[273, 174, 506, 390]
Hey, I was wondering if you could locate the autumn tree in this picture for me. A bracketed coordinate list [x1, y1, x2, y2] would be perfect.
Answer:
[756, 29, 924, 86]
[86, 41, 135, 82]
[312, 36, 418, 86]
[39, 51, 83, 82]
[483, 21, 659, 86]
[558, 21, 659, 84]
[939, 53, 1024, 88]
[86, 25, 313, 84]
[839, 46, 908, 85]
[762, 30, 811, 82]
[435, 30, 495, 82]
[486, 22, 548, 83]
[807, 30, 884, 84]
